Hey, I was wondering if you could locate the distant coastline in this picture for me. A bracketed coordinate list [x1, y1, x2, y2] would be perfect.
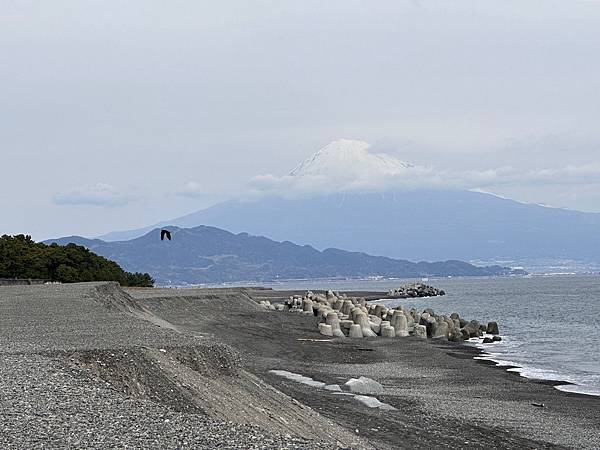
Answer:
[44, 225, 525, 285]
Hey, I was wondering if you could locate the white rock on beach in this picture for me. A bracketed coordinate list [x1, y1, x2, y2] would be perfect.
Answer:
[344, 377, 384, 395]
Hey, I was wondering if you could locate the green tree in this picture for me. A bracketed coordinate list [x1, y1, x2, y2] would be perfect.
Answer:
[0, 235, 154, 287]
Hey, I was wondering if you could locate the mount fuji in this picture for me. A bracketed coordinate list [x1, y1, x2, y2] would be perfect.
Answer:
[95, 139, 600, 267]
[290, 138, 413, 177]
[249, 139, 422, 196]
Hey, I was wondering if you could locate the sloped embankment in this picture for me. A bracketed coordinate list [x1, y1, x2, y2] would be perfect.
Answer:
[127, 285, 600, 450]
[79, 283, 367, 448]
[0, 282, 366, 449]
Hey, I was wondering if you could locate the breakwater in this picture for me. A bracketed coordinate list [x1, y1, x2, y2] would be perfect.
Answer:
[260, 288, 499, 341]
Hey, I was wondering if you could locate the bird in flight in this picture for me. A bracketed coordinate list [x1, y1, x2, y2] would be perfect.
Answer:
[160, 229, 172, 241]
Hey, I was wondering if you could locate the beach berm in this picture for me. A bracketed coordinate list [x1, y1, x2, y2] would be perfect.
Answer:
[1, 282, 599, 449]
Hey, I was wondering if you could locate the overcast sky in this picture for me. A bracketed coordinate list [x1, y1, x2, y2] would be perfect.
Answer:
[2, 0, 600, 240]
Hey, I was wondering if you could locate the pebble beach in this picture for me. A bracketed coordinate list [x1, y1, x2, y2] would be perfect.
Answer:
[1, 282, 599, 449]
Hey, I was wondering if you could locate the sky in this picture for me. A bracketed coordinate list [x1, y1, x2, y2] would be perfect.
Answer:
[2, 0, 600, 240]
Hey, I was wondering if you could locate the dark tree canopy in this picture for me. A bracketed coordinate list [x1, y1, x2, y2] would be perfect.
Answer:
[0, 234, 154, 287]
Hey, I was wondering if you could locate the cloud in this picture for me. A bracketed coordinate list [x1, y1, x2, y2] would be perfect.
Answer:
[247, 140, 600, 197]
[174, 181, 207, 199]
[52, 183, 136, 207]
[446, 163, 600, 189]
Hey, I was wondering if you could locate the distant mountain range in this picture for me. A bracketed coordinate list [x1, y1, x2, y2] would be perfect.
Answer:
[98, 190, 600, 264]
[96, 140, 600, 266]
[45, 226, 520, 285]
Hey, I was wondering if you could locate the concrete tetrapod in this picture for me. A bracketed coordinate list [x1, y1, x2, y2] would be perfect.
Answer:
[394, 314, 409, 337]
[447, 325, 463, 342]
[354, 312, 377, 337]
[318, 323, 333, 337]
[326, 312, 346, 338]
[487, 321, 500, 335]
[404, 312, 416, 332]
[414, 324, 427, 338]
[373, 304, 384, 318]
[432, 320, 448, 339]
[316, 305, 332, 320]
[369, 316, 382, 334]
[420, 315, 436, 338]
[341, 300, 353, 316]
[349, 324, 363, 338]
[283, 289, 502, 346]
[381, 325, 396, 338]
[389, 310, 402, 328]
[350, 307, 362, 322]
[339, 320, 354, 331]
[463, 320, 481, 338]
[302, 298, 314, 315]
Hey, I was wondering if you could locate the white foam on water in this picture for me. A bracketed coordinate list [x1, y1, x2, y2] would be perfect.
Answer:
[474, 354, 518, 367]
[555, 384, 600, 396]
[469, 337, 600, 398]
[506, 366, 564, 382]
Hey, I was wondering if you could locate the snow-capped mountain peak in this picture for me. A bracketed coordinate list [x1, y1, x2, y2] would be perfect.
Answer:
[289, 139, 413, 178]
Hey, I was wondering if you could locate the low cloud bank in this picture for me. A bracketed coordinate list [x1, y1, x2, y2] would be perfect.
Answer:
[174, 181, 207, 199]
[53, 183, 136, 207]
[248, 140, 600, 197]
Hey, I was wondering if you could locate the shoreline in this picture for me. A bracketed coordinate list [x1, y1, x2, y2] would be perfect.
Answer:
[453, 340, 600, 401]
[413, 336, 600, 402]
[470, 341, 600, 398]
[163, 285, 600, 448]
[159, 272, 600, 289]
[261, 285, 600, 400]
[369, 278, 600, 401]
[2, 282, 599, 449]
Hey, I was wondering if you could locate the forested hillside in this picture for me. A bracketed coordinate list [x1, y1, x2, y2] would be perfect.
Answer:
[46, 226, 521, 285]
[0, 234, 154, 287]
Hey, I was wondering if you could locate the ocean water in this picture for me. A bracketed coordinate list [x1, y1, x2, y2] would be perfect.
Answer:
[241, 275, 600, 397]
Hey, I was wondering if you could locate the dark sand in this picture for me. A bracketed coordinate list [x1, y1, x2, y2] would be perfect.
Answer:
[131, 286, 600, 450]
[2, 283, 599, 449]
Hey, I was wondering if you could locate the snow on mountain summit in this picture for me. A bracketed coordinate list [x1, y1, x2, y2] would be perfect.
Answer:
[289, 139, 413, 179]
[249, 138, 425, 196]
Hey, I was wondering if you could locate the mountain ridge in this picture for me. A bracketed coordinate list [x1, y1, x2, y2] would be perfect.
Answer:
[96, 189, 600, 263]
[46, 225, 520, 285]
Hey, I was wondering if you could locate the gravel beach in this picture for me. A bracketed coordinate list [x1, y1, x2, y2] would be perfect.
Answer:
[2, 282, 599, 449]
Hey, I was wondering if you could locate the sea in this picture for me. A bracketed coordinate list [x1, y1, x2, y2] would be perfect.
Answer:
[211, 274, 600, 397]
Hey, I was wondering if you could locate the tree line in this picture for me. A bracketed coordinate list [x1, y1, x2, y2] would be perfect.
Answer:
[0, 234, 154, 287]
